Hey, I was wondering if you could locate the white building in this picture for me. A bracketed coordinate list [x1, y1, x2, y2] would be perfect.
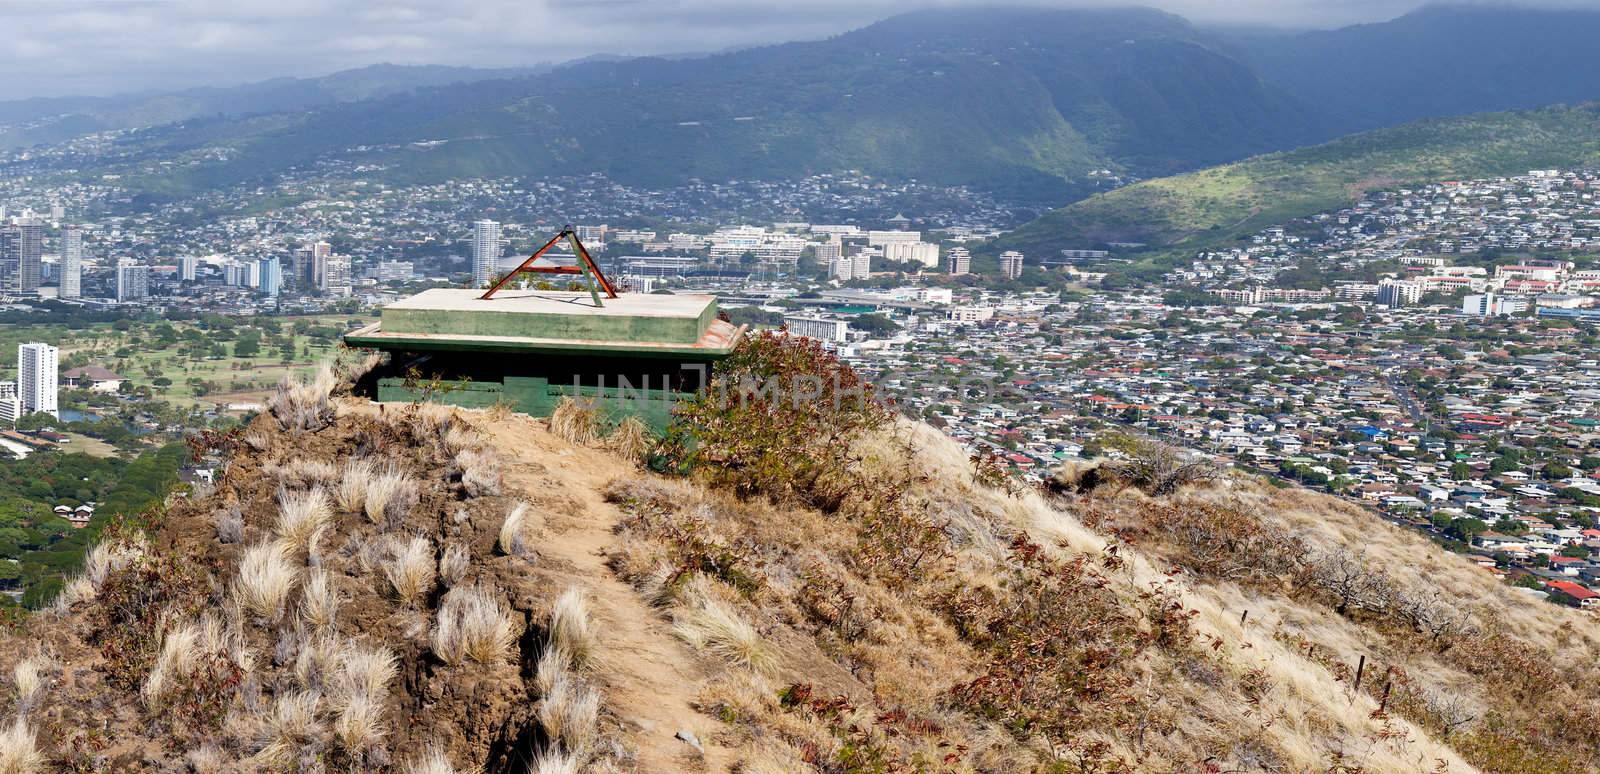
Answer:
[376, 261, 415, 283]
[999, 250, 1025, 280]
[1463, 293, 1529, 317]
[18, 343, 57, 418]
[881, 241, 939, 268]
[115, 259, 149, 303]
[178, 255, 198, 282]
[783, 315, 849, 343]
[472, 220, 503, 288]
[324, 256, 353, 297]
[59, 227, 82, 298]
[946, 247, 971, 276]
[866, 230, 921, 247]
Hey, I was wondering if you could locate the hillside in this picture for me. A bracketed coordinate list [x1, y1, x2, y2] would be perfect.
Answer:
[0, 64, 547, 151]
[1233, 5, 1600, 138]
[2, 339, 1599, 771]
[61, 8, 1318, 202]
[997, 103, 1600, 262]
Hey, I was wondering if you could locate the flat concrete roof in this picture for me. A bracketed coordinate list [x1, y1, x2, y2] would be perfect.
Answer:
[387, 288, 715, 318]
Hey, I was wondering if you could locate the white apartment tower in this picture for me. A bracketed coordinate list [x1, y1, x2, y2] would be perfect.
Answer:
[999, 250, 1025, 280]
[18, 343, 58, 418]
[60, 227, 82, 298]
[472, 220, 503, 288]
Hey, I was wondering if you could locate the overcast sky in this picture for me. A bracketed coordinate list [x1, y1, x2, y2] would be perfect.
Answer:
[0, 0, 1583, 101]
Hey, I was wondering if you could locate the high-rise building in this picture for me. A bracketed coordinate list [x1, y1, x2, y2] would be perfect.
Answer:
[999, 250, 1025, 280]
[178, 255, 198, 282]
[376, 261, 415, 283]
[59, 227, 82, 298]
[829, 256, 855, 281]
[292, 241, 331, 289]
[0, 229, 13, 293]
[472, 220, 503, 288]
[15, 217, 41, 294]
[324, 255, 353, 297]
[258, 257, 282, 298]
[882, 241, 939, 268]
[116, 259, 149, 303]
[946, 247, 971, 276]
[851, 252, 871, 279]
[18, 343, 58, 418]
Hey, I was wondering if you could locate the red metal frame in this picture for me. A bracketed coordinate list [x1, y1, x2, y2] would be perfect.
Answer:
[479, 226, 619, 303]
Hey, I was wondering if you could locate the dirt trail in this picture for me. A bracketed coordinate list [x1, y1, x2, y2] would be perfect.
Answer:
[486, 415, 738, 773]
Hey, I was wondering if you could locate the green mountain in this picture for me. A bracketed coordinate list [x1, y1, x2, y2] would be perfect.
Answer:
[995, 104, 1600, 263]
[1232, 5, 1600, 138]
[0, 63, 548, 150]
[63, 7, 1319, 203]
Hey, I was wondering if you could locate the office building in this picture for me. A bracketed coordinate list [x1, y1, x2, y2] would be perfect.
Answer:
[18, 343, 58, 418]
[116, 259, 149, 303]
[293, 241, 331, 289]
[60, 227, 82, 298]
[999, 250, 1025, 280]
[946, 247, 971, 276]
[472, 220, 503, 288]
[783, 315, 850, 343]
[259, 257, 282, 298]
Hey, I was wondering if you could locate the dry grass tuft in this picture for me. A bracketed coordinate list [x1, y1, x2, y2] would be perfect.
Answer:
[497, 502, 534, 558]
[242, 428, 272, 452]
[537, 668, 600, 756]
[455, 447, 503, 497]
[382, 535, 436, 605]
[548, 586, 594, 670]
[529, 750, 580, 774]
[0, 718, 42, 774]
[363, 466, 418, 528]
[300, 569, 341, 631]
[401, 748, 457, 774]
[142, 621, 202, 707]
[275, 486, 332, 555]
[235, 541, 300, 622]
[439, 542, 470, 589]
[333, 644, 398, 702]
[605, 415, 653, 464]
[673, 578, 776, 675]
[432, 585, 519, 665]
[11, 660, 43, 715]
[184, 744, 225, 774]
[332, 693, 386, 754]
[256, 690, 323, 767]
[267, 364, 337, 432]
[54, 536, 145, 610]
[272, 458, 338, 490]
[336, 459, 377, 514]
[549, 397, 599, 445]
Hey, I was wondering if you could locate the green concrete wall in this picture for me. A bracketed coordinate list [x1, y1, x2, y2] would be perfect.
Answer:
[376, 375, 690, 433]
[381, 303, 714, 345]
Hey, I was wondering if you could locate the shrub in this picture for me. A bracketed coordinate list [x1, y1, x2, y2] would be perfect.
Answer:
[550, 397, 599, 445]
[1107, 438, 1221, 495]
[235, 542, 300, 622]
[432, 585, 519, 665]
[659, 331, 889, 504]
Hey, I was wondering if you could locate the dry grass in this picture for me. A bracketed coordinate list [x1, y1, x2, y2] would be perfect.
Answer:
[498, 502, 533, 558]
[275, 486, 332, 555]
[529, 751, 579, 774]
[332, 693, 386, 754]
[267, 363, 336, 432]
[548, 586, 594, 670]
[0, 718, 42, 774]
[673, 578, 775, 676]
[605, 416, 652, 464]
[456, 447, 503, 498]
[53, 536, 145, 610]
[538, 668, 600, 756]
[255, 690, 323, 767]
[439, 542, 470, 589]
[11, 660, 43, 716]
[401, 748, 457, 774]
[300, 569, 340, 631]
[363, 466, 418, 527]
[336, 459, 377, 514]
[142, 621, 202, 707]
[382, 535, 436, 605]
[549, 397, 598, 445]
[432, 585, 519, 665]
[235, 541, 300, 622]
[333, 644, 398, 702]
[184, 744, 225, 774]
[271, 458, 338, 490]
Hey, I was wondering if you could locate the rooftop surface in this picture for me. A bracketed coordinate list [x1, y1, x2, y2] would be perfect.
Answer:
[386, 288, 715, 318]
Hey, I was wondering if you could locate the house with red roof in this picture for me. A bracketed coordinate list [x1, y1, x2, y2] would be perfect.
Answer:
[1545, 580, 1600, 609]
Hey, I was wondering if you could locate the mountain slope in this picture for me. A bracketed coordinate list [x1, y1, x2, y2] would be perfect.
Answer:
[1234, 5, 1600, 138]
[0, 63, 548, 151]
[997, 103, 1600, 260]
[6, 344, 1600, 771]
[66, 7, 1317, 202]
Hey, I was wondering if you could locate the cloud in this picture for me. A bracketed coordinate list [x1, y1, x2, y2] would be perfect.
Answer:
[0, 0, 1582, 100]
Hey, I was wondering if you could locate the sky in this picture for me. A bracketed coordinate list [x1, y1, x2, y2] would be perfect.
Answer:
[0, 0, 1586, 100]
